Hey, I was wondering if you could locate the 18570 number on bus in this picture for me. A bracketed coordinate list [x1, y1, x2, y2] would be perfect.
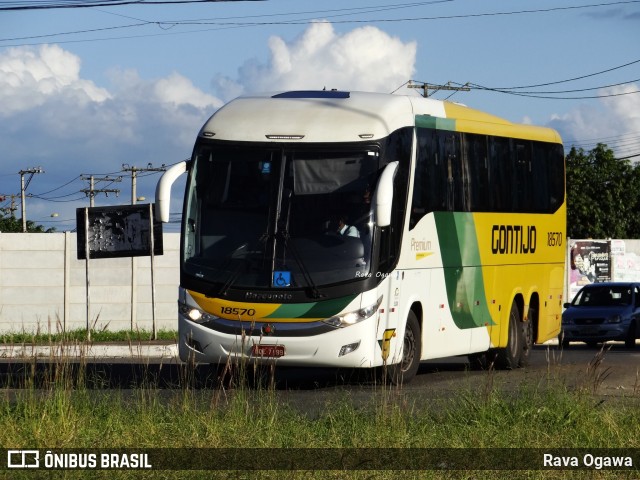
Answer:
[220, 307, 257, 316]
[547, 232, 563, 247]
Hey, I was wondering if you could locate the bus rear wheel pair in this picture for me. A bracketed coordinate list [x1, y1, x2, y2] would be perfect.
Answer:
[470, 301, 533, 370]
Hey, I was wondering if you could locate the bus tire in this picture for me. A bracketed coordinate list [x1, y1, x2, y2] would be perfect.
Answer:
[496, 301, 523, 370]
[386, 310, 421, 385]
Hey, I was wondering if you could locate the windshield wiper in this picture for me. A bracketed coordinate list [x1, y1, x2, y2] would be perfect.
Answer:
[279, 230, 324, 299]
[276, 187, 324, 299]
[217, 242, 248, 297]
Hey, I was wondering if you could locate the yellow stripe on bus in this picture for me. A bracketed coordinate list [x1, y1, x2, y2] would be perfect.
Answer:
[189, 291, 280, 320]
[443, 102, 562, 143]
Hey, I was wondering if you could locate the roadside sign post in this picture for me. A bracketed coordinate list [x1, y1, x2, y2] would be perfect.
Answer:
[84, 207, 91, 341]
[76, 204, 163, 339]
[148, 203, 157, 340]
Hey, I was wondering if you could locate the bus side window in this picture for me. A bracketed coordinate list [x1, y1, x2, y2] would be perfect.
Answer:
[462, 133, 489, 212]
[514, 141, 532, 211]
[443, 132, 457, 211]
[548, 144, 565, 212]
[488, 137, 512, 211]
[411, 128, 447, 228]
[411, 127, 562, 221]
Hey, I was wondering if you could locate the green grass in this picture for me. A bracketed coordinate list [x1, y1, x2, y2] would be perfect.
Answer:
[0, 354, 639, 480]
[0, 328, 178, 344]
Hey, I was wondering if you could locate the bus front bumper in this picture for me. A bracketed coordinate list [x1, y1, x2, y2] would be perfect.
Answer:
[177, 314, 382, 369]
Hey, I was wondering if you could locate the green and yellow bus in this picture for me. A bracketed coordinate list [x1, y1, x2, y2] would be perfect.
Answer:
[155, 90, 565, 383]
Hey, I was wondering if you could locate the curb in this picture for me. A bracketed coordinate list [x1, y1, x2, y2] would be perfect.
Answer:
[0, 342, 179, 360]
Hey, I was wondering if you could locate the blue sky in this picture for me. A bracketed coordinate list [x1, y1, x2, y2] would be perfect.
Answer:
[1, 0, 639, 232]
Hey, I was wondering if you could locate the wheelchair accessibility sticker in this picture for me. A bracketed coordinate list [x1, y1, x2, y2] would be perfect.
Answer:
[273, 271, 291, 287]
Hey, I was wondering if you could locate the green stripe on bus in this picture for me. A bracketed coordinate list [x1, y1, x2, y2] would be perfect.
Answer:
[434, 212, 495, 329]
[303, 294, 358, 318]
[265, 294, 357, 319]
[265, 302, 315, 318]
[415, 115, 456, 131]
[416, 115, 456, 132]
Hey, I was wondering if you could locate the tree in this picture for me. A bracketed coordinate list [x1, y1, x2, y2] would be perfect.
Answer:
[627, 165, 640, 238]
[566, 143, 635, 239]
[0, 213, 55, 233]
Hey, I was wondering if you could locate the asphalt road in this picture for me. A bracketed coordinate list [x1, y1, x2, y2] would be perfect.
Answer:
[0, 342, 638, 403]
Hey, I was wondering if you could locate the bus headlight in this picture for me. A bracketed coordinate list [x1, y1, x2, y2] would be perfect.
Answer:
[179, 302, 213, 324]
[323, 296, 382, 328]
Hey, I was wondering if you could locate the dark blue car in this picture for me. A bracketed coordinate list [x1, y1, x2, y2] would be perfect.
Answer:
[561, 282, 640, 348]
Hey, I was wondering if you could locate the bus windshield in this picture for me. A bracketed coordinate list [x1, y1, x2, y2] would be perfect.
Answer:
[182, 143, 380, 290]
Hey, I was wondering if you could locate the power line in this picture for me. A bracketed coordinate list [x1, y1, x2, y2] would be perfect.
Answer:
[2, 1, 639, 46]
[80, 174, 121, 207]
[29, 193, 88, 202]
[475, 58, 640, 91]
[616, 152, 640, 160]
[152, 0, 640, 26]
[462, 84, 640, 100]
[0, 0, 452, 44]
[566, 131, 640, 145]
[0, 22, 149, 43]
[0, 0, 264, 12]
[469, 78, 640, 96]
[31, 175, 81, 196]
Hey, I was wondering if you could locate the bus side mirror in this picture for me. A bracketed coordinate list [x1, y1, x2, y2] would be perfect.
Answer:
[373, 161, 398, 228]
[155, 161, 187, 222]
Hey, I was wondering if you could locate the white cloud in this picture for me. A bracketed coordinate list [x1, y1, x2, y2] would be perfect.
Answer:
[0, 46, 222, 152]
[0, 45, 224, 230]
[549, 105, 606, 145]
[0, 45, 111, 116]
[215, 22, 417, 99]
[601, 84, 640, 136]
[154, 72, 221, 110]
[548, 83, 640, 158]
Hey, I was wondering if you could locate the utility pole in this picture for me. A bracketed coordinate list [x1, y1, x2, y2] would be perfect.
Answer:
[121, 163, 166, 205]
[408, 80, 470, 98]
[0, 194, 18, 218]
[121, 164, 166, 331]
[9, 194, 17, 218]
[19, 167, 44, 232]
[80, 175, 121, 206]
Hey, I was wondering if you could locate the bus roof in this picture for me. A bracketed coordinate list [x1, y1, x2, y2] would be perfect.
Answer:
[199, 90, 562, 144]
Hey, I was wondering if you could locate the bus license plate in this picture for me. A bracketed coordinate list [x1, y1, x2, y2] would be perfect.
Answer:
[252, 344, 285, 358]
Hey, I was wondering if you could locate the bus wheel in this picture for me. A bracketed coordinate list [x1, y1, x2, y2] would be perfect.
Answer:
[496, 301, 523, 369]
[386, 310, 421, 385]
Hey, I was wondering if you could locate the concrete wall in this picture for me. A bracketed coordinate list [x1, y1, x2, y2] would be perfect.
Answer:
[0, 232, 180, 334]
